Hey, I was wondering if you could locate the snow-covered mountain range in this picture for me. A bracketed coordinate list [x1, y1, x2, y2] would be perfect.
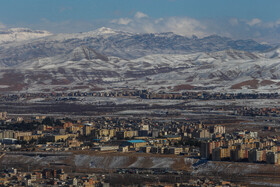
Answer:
[0, 28, 52, 44]
[0, 27, 279, 93]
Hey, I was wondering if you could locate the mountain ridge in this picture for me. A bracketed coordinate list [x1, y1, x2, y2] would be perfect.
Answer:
[0, 27, 273, 67]
[0, 48, 280, 93]
[0, 27, 279, 93]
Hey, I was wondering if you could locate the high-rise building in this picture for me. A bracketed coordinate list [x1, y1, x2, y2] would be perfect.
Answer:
[83, 125, 91, 136]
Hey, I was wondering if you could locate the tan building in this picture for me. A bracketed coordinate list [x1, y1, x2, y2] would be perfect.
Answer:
[212, 147, 230, 161]
[18, 134, 43, 142]
[14, 132, 32, 138]
[96, 129, 116, 138]
[266, 152, 280, 165]
[210, 125, 225, 134]
[116, 131, 138, 139]
[248, 149, 263, 162]
[66, 138, 82, 148]
[63, 122, 74, 129]
[124, 140, 147, 150]
[150, 146, 164, 154]
[83, 125, 92, 136]
[168, 147, 183, 155]
[0, 112, 7, 120]
[119, 146, 129, 152]
[45, 134, 76, 142]
[212, 147, 221, 161]
[0, 130, 15, 139]
[230, 148, 246, 162]
[192, 129, 210, 139]
[140, 146, 151, 153]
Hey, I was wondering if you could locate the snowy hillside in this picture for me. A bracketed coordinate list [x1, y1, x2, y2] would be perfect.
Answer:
[0, 46, 280, 92]
[0, 28, 52, 44]
[0, 27, 279, 93]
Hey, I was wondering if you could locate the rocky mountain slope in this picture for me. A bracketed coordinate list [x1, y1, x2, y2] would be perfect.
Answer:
[0, 27, 273, 67]
[0, 27, 279, 93]
[0, 47, 280, 93]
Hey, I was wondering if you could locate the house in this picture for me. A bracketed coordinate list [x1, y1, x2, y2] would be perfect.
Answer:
[123, 140, 147, 150]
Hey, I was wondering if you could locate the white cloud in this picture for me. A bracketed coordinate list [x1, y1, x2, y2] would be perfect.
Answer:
[12, 15, 280, 43]
[107, 15, 280, 43]
[111, 18, 132, 25]
[163, 17, 207, 37]
[247, 18, 262, 26]
[154, 18, 164, 24]
[134, 11, 149, 19]
[110, 16, 208, 37]
[275, 19, 280, 26]
[229, 18, 239, 26]
[139, 22, 157, 33]
[263, 19, 280, 28]
[0, 22, 6, 29]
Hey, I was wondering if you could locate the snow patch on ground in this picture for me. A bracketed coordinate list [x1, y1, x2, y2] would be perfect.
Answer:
[75, 155, 179, 169]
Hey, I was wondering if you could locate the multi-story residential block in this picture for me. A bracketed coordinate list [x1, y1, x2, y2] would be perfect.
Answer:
[248, 149, 263, 162]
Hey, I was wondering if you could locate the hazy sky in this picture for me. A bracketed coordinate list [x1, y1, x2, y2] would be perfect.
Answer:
[1, 0, 280, 43]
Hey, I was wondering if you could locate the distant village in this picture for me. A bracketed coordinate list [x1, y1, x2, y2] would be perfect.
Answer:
[0, 90, 279, 102]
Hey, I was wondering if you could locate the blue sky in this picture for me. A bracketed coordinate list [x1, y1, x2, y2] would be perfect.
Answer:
[1, 0, 280, 43]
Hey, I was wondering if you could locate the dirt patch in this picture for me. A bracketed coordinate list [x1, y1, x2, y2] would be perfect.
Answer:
[54, 87, 69, 92]
[25, 72, 52, 83]
[260, 80, 275, 86]
[171, 158, 189, 170]
[0, 71, 26, 91]
[51, 79, 71, 85]
[72, 85, 90, 90]
[173, 84, 195, 91]
[90, 87, 104, 91]
[43, 89, 51, 92]
[231, 79, 259, 89]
